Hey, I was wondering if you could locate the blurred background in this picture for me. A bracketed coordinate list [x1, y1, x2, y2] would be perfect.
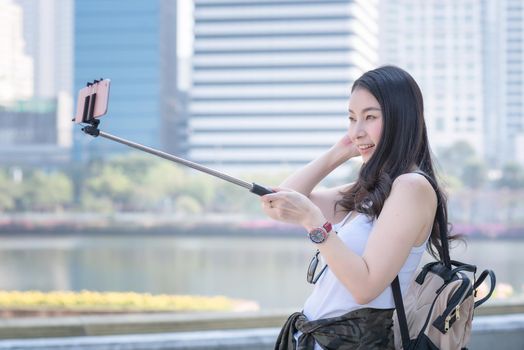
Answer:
[0, 0, 522, 313]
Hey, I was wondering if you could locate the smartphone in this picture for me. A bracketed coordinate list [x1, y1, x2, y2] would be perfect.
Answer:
[73, 79, 111, 124]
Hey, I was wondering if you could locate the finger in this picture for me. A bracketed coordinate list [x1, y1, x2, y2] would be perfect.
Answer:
[261, 187, 293, 200]
[270, 187, 294, 193]
[261, 199, 274, 210]
[340, 134, 353, 146]
[260, 196, 272, 206]
[261, 192, 283, 203]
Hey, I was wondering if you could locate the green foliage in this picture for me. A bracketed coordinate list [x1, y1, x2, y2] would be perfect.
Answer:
[0, 170, 16, 211]
[128, 161, 185, 211]
[81, 193, 115, 213]
[437, 141, 476, 176]
[497, 163, 524, 189]
[435, 141, 488, 189]
[7, 149, 523, 223]
[20, 170, 73, 211]
[83, 166, 133, 210]
[462, 159, 487, 189]
[175, 195, 203, 215]
[108, 153, 160, 183]
[438, 173, 463, 193]
[179, 175, 216, 207]
[209, 180, 249, 213]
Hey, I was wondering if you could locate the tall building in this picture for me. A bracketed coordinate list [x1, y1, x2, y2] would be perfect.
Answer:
[379, 0, 485, 159]
[14, 0, 73, 100]
[482, 0, 524, 166]
[0, 97, 72, 165]
[12, 0, 74, 158]
[0, 0, 33, 104]
[190, 0, 378, 171]
[0, 0, 73, 165]
[74, 0, 185, 161]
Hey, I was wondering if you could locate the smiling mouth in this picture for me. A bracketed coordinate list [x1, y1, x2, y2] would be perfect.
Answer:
[358, 144, 375, 151]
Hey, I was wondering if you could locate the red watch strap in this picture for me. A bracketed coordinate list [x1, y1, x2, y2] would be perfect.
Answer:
[323, 222, 332, 233]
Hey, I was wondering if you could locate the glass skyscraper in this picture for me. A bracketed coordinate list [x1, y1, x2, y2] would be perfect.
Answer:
[74, 0, 183, 161]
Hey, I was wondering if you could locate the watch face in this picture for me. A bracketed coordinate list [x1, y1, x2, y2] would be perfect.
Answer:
[309, 228, 327, 244]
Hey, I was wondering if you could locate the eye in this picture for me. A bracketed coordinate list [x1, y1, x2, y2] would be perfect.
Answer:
[366, 115, 376, 120]
[348, 116, 356, 122]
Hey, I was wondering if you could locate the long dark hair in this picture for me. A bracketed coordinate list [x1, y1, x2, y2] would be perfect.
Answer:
[336, 65, 451, 260]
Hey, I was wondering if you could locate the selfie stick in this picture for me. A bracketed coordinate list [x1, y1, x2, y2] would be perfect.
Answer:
[80, 120, 274, 197]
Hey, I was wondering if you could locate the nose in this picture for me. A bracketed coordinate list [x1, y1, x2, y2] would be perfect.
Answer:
[350, 120, 366, 140]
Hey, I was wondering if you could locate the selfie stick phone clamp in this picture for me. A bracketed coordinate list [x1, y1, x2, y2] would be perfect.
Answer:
[77, 82, 273, 197]
[82, 118, 100, 137]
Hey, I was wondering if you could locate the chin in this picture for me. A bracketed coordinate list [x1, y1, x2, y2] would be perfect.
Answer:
[361, 155, 374, 164]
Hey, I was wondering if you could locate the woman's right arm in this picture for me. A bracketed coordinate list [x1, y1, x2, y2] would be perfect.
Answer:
[279, 135, 359, 219]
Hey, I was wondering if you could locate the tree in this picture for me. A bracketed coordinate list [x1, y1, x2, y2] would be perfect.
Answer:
[129, 161, 186, 211]
[20, 170, 73, 211]
[175, 195, 203, 215]
[83, 166, 133, 211]
[109, 153, 160, 184]
[435, 141, 491, 190]
[462, 159, 487, 189]
[497, 163, 524, 189]
[436, 141, 476, 179]
[0, 170, 16, 211]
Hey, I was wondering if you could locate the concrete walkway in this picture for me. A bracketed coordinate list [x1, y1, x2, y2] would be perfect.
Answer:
[0, 314, 522, 350]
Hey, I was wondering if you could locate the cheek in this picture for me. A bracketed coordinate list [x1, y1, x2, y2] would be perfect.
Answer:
[371, 121, 383, 142]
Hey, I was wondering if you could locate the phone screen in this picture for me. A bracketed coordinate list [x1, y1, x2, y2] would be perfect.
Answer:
[73, 79, 111, 124]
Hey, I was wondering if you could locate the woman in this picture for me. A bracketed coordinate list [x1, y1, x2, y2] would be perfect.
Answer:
[261, 66, 451, 349]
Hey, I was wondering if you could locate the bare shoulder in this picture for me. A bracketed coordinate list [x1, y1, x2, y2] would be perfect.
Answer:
[378, 173, 438, 246]
[391, 172, 437, 206]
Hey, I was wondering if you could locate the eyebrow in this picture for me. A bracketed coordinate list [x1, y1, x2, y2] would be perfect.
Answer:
[348, 107, 381, 114]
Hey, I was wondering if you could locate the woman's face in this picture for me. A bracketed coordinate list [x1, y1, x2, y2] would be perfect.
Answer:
[348, 88, 384, 163]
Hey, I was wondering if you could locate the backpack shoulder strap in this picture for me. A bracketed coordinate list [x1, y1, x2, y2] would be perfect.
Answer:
[392, 276, 411, 349]
[412, 170, 451, 268]
[391, 170, 452, 349]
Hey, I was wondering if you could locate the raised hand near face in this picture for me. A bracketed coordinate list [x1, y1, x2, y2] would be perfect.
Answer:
[331, 134, 360, 161]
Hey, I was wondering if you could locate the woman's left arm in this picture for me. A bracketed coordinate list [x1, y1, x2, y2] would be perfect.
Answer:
[261, 173, 437, 304]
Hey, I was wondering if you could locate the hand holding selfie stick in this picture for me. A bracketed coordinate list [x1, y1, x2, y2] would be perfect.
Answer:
[75, 79, 274, 197]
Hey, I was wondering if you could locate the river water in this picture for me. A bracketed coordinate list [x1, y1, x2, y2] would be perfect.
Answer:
[0, 232, 520, 309]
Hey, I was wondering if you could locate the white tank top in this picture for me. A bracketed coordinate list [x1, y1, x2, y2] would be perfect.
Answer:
[303, 210, 428, 320]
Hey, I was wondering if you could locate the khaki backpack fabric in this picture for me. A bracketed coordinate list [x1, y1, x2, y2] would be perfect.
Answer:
[393, 266, 474, 349]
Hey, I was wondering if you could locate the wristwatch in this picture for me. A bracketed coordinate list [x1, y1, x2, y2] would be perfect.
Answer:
[308, 222, 333, 244]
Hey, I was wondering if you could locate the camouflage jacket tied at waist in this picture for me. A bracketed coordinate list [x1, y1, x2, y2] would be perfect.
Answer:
[274, 307, 395, 350]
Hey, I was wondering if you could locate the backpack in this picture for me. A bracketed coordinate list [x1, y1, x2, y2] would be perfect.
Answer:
[391, 172, 496, 350]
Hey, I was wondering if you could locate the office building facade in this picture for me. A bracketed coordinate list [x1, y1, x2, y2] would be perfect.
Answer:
[74, 0, 185, 161]
[0, 0, 71, 165]
[0, 0, 33, 104]
[14, 0, 73, 100]
[379, 0, 485, 159]
[190, 0, 378, 171]
[482, 0, 524, 166]
[0, 97, 71, 165]
[380, 0, 524, 167]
